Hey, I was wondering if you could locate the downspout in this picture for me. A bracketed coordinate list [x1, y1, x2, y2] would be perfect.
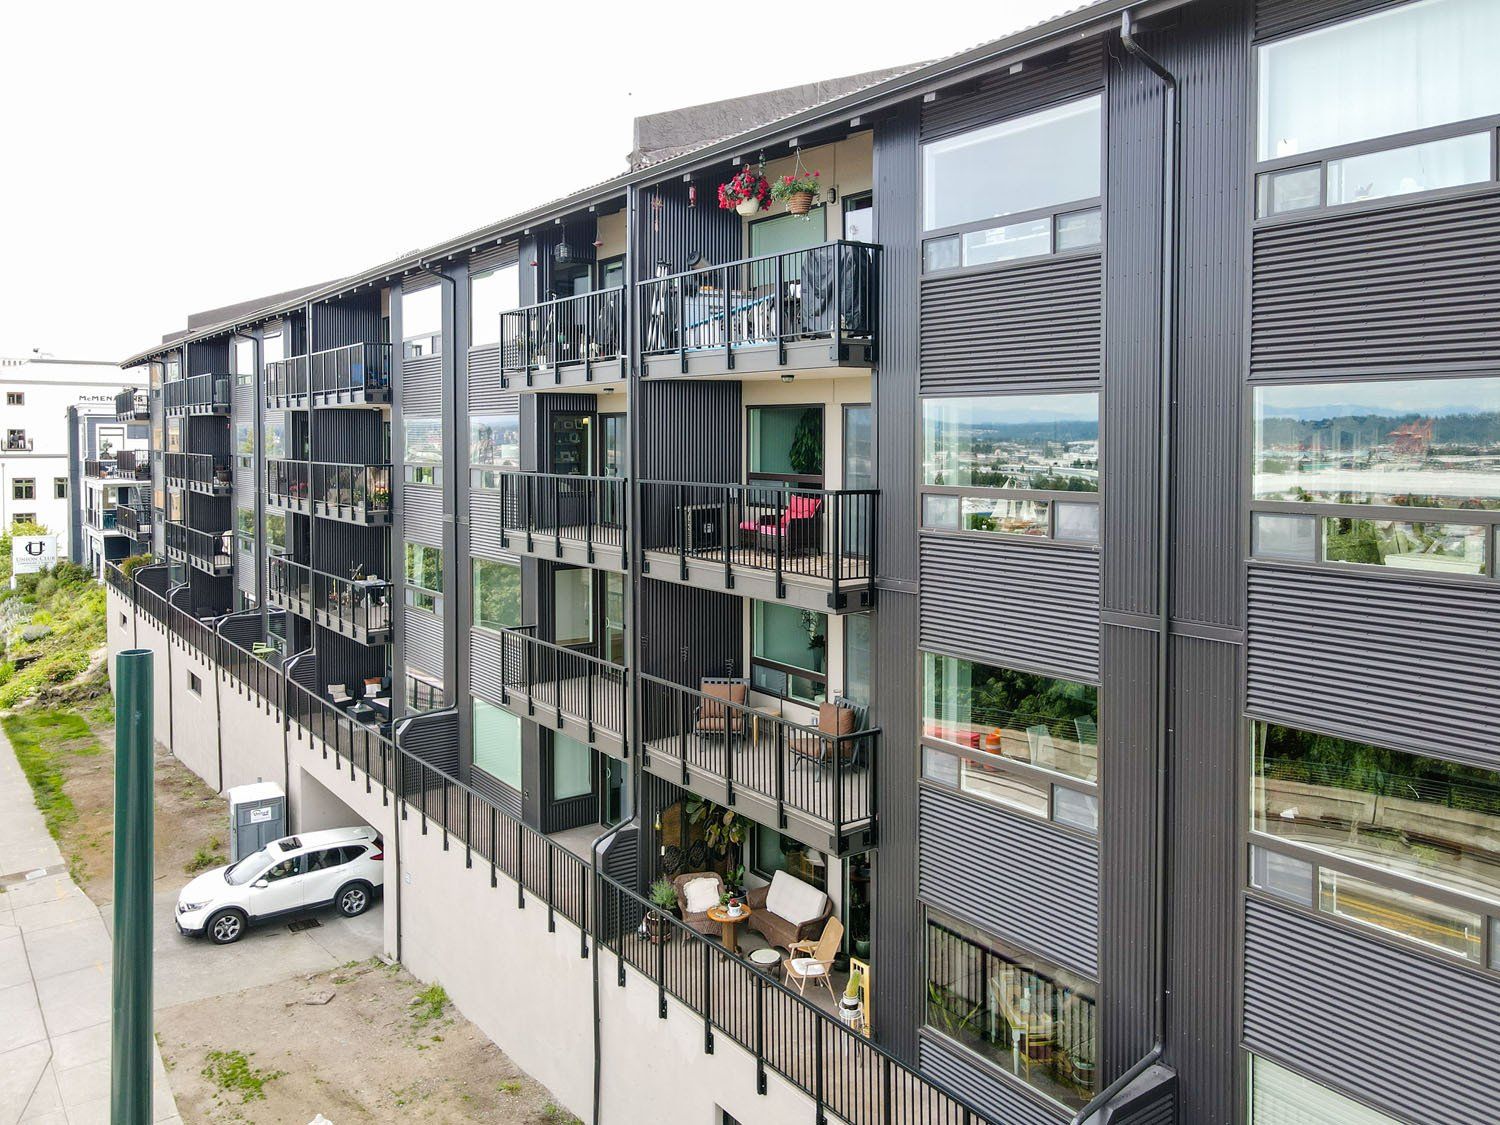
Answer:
[590, 813, 632, 1125]
[1071, 10, 1177, 1122]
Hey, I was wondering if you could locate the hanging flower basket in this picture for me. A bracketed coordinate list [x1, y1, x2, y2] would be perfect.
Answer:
[718, 167, 771, 216]
[771, 162, 822, 218]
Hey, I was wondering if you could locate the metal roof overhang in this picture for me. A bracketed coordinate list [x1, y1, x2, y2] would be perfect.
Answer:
[122, 0, 1191, 367]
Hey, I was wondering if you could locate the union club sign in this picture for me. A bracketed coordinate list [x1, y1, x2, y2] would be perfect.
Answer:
[12, 534, 58, 584]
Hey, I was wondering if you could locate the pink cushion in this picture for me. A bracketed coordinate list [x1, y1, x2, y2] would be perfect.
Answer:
[739, 519, 771, 533]
[787, 495, 821, 520]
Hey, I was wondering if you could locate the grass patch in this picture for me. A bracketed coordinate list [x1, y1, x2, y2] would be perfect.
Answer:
[499, 1080, 522, 1095]
[411, 983, 449, 1025]
[201, 1048, 285, 1103]
[542, 1104, 581, 1123]
[184, 846, 225, 874]
[3, 708, 103, 838]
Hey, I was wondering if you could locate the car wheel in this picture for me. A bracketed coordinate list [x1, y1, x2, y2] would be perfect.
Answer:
[207, 909, 247, 945]
[336, 882, 372, 917]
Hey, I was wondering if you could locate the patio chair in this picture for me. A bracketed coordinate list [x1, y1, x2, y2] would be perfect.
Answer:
[672, 871, 724, 937]
[327, 683, 354, 707]
[785, 915, 845, 999]
[1027, 724, 1057, 770]
[790, 696, 865, 772]
[693, 678, 747, 741]
[737, 493, 822, 556]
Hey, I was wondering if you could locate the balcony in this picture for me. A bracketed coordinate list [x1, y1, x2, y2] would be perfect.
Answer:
[267, 556, 312, 617]
[82, 458, 114, 480]
[266, 343, 393, 409]
[500, 288, 626, 389]
[115, 450, 152, 480]
[164, 452, 231, 495]
[640, 674, 876, 854]
[312, 570, 392, 645]
[265, 355, 309, 409]
[476, 470, 627, 570]
[164, 521, 232, 576]
[117, 505, 143, 540]
[115, 388, 149, 421]
[265, 459, 310, 513]
[86, 507, 118, 533]
[638, 241, 879, 379]
[310, 463, 392, 525]
[163, 374, 230, 415]
[639, 482, 876, 612]
[4, 436, 34, 452]
[481, 625, 628, 759]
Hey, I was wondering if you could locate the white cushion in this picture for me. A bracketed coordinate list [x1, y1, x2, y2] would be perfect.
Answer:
[789, 958, 827, 977]
[682, 877, 720, 915]
[764, 870, 827, 927]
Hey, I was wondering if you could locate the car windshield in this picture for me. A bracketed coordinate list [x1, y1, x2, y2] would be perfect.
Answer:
[224, 848, 271, 886]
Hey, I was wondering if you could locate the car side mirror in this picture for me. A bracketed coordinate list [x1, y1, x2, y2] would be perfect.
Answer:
[253, 879, 269, 889]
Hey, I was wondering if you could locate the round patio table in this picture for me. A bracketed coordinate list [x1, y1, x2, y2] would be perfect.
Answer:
[706, 904, 753, 956]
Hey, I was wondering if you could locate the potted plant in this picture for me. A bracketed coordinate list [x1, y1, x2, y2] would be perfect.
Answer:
[839, 970, 864, 1030]
[644, 877, 678, 945]
[371, 483, 391, 510]
[771, 169, 821, 216]
[724, 863, 746, 899]
[718, 167, 771, 217]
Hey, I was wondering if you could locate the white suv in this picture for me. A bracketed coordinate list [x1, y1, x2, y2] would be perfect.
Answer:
[176, 826, 384, 945]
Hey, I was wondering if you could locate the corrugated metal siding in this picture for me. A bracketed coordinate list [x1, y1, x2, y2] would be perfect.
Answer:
[471, 766, 523, 820]
[1244, 898, 1500, 1125]
[1254, 0, 1393, 39]
[469, 627, 507, 708]
[637, 380, 741, 550]
[919, 256, 1103, 394]
[1250, 191, 1500, 376]
[918, 1036, 1063, 1125]
[919, 536, 1099, 682]
[310, 522, 388, 580]
[311, 298, 382, 351]
[1099, 624, 1158, 1081]
[311, 409, 387, 465]
[315, 626, 385, 692]
[919, 787, 1099, 975]
[468, 490, 521, 562]
[467, 344, 517, 415]
[921, 39, 1104, 140]
[404, 607, 444, 679]
[638, 577, 740, 685]
[401, 484, 445, 546]
[402, 358, 442, 415]
[469, 244, 517, 274]
[634, 182, 740, 280]
[1246, 565, 1500, 766]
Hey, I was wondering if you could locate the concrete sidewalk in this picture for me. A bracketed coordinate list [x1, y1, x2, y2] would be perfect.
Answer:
[0, 730, 180, 1125]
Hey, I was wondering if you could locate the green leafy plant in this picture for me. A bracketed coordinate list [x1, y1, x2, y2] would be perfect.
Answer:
[648, 877, 679, 911]
[770, 168, 821, 202]
[201, 1049, 284, 1102]
[411, 982, 450, 1024]
[844, 969, 863, 1001]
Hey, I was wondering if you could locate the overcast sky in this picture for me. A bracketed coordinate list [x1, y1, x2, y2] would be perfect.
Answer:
[0, 0, 1071, 363]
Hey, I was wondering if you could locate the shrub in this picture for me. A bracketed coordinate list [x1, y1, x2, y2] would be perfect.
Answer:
[119, 553, 154, 580]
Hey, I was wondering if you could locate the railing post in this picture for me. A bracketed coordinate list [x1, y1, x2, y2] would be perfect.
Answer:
[676, 279, 688, 374]
[656, 916, 668, 1019]
[774, 252, 786, 365]
[490, 805, 498, 888]
[882, 1053, 893, 1125]
[832, 242, 845, 360]
[517, 820, 526, 910]
[722, 486, 734, 590]
[776, 723, 787, 830]
[464, 792, 472, 868]
[441, 773, 450, 851]
[774, 490, 786, 600]
[579, 863, 589, 958]
[831, 491, 843, 610]
[547, 845, 556, 932]
[585, 476, 595, 564]
[721, 264, 734, 369]
[585, 657, 596, 744]
[816, 1017, 827, 1125]
[833, 730, 845, 843]
[702, 934, 715, 1053]
[754, 973, 767, 1095]
[584, 293, 595, 382]
[677, 484, 688, 581]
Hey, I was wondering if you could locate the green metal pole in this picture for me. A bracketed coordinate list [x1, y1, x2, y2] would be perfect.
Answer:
[111, 649, 154, 1125]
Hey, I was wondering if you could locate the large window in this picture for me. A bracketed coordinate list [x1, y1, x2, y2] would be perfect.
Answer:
[922, 96, 1102, 272]
[402, 285, 442, 358]
[752, 828, 827, 892]
[843, 613, 871, 707]
[473, 557, 521, 632]
[748, 406, 823, 485]
[553, 568, 592, 647]
[13, 479, 34, 501]
[1250, 377, 1499, 578]
[925, 912, 1096, 1110]
[404, 543, 444, 614]
[264, 512, 286, 557]
[470, 414, 521, 491]
[472, 698, 521, 790]
[1249, 1055, 1402, 1125]
[470, 262, 520, 347]
[922, 744, 1099, 834]
[1256, 0, 1500, 216]
[1251, 722, 1500, 965]
[235, 506, 254, 554]
[263, 417, 286, 460]
[233, 337, 255, 384]
[923, 653, 1098, 783]
[552, 732, 592, 800]
[751, 601, 827, 704]
[922, 393, 1100, 543]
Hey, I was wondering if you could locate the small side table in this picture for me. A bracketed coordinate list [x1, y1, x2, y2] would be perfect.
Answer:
[748, 947, 781, 980]
[706, 905, 753, 956]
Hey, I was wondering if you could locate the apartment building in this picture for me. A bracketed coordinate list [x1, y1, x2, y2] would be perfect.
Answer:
[103, 0, 1500, 1122]
[71, 400, 152, 574]
[0, 357, 145, 561]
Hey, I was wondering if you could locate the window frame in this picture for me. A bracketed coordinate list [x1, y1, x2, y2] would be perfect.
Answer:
[919, 92, 1106, 276]
[5, 392, 22, 406]
[12, 478, 35, 501]
[749, 600, 828, 705]
[403, 541, 445, 615]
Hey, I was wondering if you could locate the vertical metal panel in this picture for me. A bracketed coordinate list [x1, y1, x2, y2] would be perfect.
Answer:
[1249, 191, 1500, 376]
[468, 491, 521, 562]
[1098, 622, 1159, 1081]
[636, 380, 742, 550]
[310, 409, 387, 465]
[919, 787, 1099, 975]
[185, 338, 229, 376]
[314, 625, 385, 692]
[404, 607, 444, 680]
[1247, 566, 1500, 766]
[920, 39, 1105, 139]
[637, 577, 740, 686]
[310, 522, 388, 581]
[919, 256, 1103, 392]
[398, 708, 460, 775]
[917, 1036, 1063, 1125]
[1254, 0, 1398, 39]
[871, 101, 924, 1063]
[311, 295, 383, 350]
[918, 536, 1100, 683]
[1244, 898, 1500, 1125]
[633, 181, 741, 280]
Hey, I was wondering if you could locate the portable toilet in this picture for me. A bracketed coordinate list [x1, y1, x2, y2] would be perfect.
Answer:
[227, 782, 287, 862]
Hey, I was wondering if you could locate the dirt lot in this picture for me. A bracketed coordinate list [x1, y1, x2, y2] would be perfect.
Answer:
[156, 960, 577, 1124]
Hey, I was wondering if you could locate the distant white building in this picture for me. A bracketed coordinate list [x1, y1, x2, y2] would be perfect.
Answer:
[0, 357, 148, 563]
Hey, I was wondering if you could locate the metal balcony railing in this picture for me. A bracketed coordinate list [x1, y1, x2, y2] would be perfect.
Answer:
[639, 673, 876, 847]
[311, 462, 392, 524]
[164, 521, 232, 574]
[638, 241, 879, 369]
[117, 505, 142, 539]
[4, 436, 34, 452]
[266, 459, 310, 511]
[310, 342, 392, 404]
[115, 388, 150, 420]
[267, 556, 312, 616]
[265, 354, 309, 404]
[83, 458, 115, 479]
[639, 481, 876, 604]
[165, 452, 231, 492]
[494, 625, 628, 743]
[87, 507, 118, 532]
[500, 287, 626, 382]
[481, 470, 627, 566]
[313, 570, 392, 642]
[163, 373, 230, 414]
[115, 450, 151, 479]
